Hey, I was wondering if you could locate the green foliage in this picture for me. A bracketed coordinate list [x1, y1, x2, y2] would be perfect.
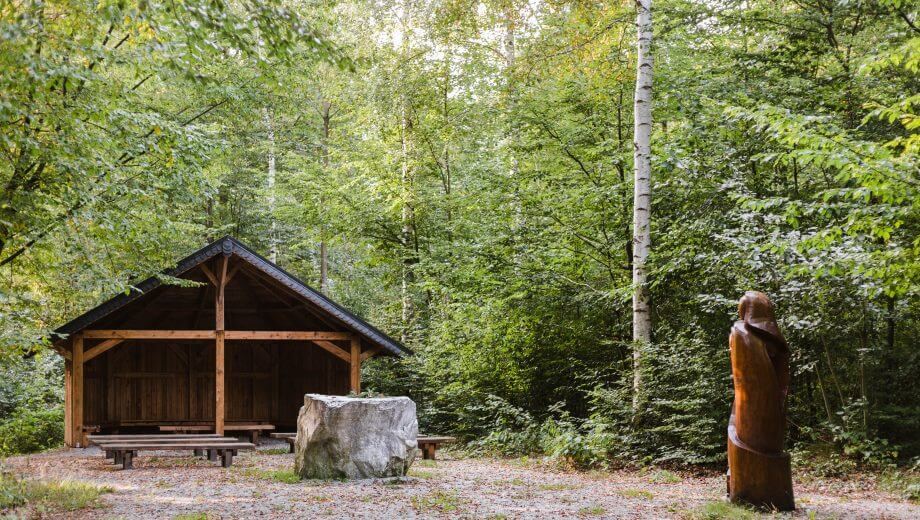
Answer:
[0, 352, 64, 456]
[0, 406, 64, 457]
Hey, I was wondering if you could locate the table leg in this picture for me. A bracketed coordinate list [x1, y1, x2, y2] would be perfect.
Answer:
[221, 450, 233, 468]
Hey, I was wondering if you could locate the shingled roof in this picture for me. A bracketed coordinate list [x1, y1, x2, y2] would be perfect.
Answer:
[55, 236, 410, 357]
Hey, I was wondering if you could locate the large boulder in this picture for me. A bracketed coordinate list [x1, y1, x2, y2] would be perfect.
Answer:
[294, 394, 419, 479]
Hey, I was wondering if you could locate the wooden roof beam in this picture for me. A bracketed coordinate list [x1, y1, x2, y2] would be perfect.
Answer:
[82, 329, 355, 341]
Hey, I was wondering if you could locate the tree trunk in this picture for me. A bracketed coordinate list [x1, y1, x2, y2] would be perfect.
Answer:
[319, 99, 332, 293]
[632, 0, 653, 412]
[399, 0, 415, 341]
[262, 107, 278, 263]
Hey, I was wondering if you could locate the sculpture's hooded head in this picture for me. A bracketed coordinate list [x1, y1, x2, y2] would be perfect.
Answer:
[738, 291, 788, 350]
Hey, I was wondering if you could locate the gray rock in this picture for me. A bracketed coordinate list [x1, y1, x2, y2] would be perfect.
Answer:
[294, 394, 419, 479]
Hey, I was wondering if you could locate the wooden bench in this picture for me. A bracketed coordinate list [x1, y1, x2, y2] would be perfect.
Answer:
[88, 434, 254, 470]
[159, 424, 275, 445]
[417, 436, 456, 460]
[270, 432, 297, 453]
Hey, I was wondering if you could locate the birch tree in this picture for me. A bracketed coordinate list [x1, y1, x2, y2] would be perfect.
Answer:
[631, 0, 653, 411]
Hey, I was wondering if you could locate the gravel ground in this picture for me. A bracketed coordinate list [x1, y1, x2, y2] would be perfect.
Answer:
[3, 440, 917, 519]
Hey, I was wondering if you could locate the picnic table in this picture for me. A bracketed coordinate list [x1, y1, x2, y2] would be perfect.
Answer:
[159, 423, 276, 445]
[88, 434, 254, 470]
[270, 433, 456, 460]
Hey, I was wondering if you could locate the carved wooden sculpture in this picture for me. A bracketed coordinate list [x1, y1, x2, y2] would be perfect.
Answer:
[727, 291, 795, 511]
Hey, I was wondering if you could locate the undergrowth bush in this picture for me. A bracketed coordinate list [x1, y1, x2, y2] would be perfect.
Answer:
[0, 407, 64, 456]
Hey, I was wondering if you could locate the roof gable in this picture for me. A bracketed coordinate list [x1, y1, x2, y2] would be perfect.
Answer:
[55, 236, 410, 357]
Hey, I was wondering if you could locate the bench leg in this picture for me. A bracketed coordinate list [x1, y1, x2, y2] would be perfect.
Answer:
[194, 449, 204, 457]
[105, 450, 114, 460]
[208, 449, 218, 462]
[122, 451, 133, 470]
[422, 444, 436, 460]
[114, 451, 123, 465]
[221, 450, 233, 468]
[252, 431, 260, 445]
[289, 440, 295, 454]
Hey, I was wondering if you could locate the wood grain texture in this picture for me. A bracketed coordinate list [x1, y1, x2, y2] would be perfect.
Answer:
[727, 291, 794, 511]
[350, 337, 361, 394]
[72, 333, 84, 447]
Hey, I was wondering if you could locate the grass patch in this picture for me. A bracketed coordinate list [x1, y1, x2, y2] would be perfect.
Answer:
[410, 490, 462, 513]
[259, 448, 290, 456]
[173, 514, 212, 520]
[408, 468, 436, 479]
[649, 469, 682, 484]
[0, 473, 113, 513]
[684, 500, 761, 519]
[414, 459, 438, 468]
[618, 488, 654, 499]
[239, 468, 301, 484]
[538, 482, 578, 491]
[577, 504, 606, 515]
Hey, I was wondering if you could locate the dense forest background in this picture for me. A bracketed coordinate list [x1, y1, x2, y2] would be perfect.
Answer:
[1, 0, 917, 470]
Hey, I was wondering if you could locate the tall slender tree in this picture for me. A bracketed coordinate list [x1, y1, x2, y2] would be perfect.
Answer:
[631, 0, 653, 412]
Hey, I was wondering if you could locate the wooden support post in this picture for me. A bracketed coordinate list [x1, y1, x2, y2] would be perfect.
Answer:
[215, 257, 228, 436]
[350, 337, 361, 394]
[64, 358, 73, 447]
[216, 331, 225, 435]
[73, 333, 84, 447]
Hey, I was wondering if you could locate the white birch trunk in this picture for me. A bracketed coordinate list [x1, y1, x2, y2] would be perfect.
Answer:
[262, 107, 278, 264]
[319, 99, 332, 293]
[398, 0, 414, 341]
[632, 0, 653, 412]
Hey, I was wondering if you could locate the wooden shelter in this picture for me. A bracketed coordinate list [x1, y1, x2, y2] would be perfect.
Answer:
[52, 237, 409, 447]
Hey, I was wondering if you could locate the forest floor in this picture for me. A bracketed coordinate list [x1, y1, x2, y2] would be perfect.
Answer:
[2, 440, 917, 519]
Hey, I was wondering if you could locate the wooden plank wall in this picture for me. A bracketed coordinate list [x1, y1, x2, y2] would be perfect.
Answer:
[83, 341, 349, 427]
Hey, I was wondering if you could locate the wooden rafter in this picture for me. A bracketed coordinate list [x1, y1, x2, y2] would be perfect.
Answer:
[310, 340, 351, 363]
[361, 345, 384, 362]
[84, 338, 125, 362]
[199, 263, 218, 286]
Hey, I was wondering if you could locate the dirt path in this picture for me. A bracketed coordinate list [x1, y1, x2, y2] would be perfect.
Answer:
[3, 441, 917, 519]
